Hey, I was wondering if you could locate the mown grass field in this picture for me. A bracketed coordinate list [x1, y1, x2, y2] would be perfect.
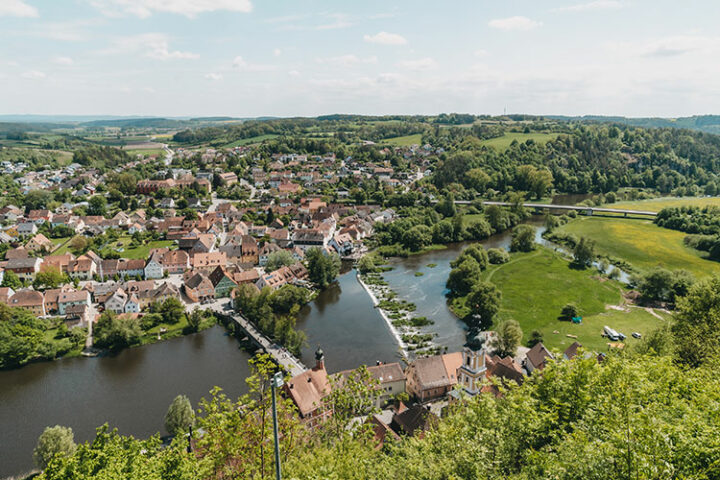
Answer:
[611, 196, 720, 212]
[452, 247, 667, 351]
[480, 132, 559, 150]
[380, 133, 423, 146]
[556, 216, 720, 277]
[107, 236, 174, 259]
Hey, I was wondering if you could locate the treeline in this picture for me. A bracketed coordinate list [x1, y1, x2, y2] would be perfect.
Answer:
[72, 145, 132, 169]
[655, 205, 720, 235]
[430, 123, 720, 197]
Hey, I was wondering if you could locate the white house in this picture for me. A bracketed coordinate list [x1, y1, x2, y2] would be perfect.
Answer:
[105, 289, 128, 314]
[58, 290, 91, 316]
[144, 253, 164, 279]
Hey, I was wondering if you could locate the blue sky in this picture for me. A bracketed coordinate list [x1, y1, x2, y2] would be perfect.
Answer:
[1, 0, 719, 117]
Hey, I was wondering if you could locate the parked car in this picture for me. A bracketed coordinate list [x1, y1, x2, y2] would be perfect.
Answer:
[632, 332, 642, 339]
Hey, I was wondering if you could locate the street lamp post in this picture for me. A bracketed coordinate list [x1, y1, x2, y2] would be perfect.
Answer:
[271, 371, 284, 480]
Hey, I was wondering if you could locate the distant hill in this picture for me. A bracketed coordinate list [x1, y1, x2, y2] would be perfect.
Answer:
[549, 115, 720, 134]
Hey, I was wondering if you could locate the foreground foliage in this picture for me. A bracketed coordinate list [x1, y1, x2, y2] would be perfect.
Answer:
[38, 352, 720, 480]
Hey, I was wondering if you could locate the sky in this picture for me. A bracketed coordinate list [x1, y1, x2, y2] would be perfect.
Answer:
[1, 0, 719, 118]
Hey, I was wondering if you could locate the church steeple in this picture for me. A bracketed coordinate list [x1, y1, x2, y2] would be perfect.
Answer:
[458, 331, 487, 395]
[314, 346, 325, 371]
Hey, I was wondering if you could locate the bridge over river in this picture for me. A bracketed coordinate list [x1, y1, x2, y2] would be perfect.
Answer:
[453, 200, 657, 217]
[205, 300, 307, 377]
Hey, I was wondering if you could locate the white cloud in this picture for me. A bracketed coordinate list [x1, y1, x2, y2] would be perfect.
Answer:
[0, 0, 38, 17]
[363, 31, 407, 45]
[315, 13, 351, 30]
[89, 0, 252, 18]
[105, 33, 199, 60]
[52, 56, 74, 65]
[475, 49, 488, 57]
[609, 35, 720, 58]
[232, 55, 275, 72]
[397, 57, 437, 70]
[273, 48, 282, 57]
[316, 54, 378, 67]
[488, 16, 542, 31]
[553, 1, 623, 12]
[22, 70, 46, 79]
[288, 70, 300, 77]
[204, 72, 223, 81]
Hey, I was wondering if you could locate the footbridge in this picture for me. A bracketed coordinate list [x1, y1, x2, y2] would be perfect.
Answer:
[455, 200, 657, 217]
[206, 300, 307, 377]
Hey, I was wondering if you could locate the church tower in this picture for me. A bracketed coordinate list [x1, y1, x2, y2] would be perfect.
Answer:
[458, 333, 487, 395]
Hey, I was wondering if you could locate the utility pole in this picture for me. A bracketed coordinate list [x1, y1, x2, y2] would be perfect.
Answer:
[271, 371, 284, 480]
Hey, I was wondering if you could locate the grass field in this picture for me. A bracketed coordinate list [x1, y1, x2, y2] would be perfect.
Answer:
[125, 148, 165, 157]
[452, 247, 666, 351]
[480, 132, 559, 150]
[107, 236, 173, 259]
[556, 216, 720, 277]
[611, 196, 720, 212]
[224, 134, 279, 147]
[380, 134, 423, 146]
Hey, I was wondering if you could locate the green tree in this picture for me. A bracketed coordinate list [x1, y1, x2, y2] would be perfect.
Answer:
[164, 394, 195, 436]
[357, 254, 376, 274]
[491, 319, 523, 357]
[467, 280, 502, 327]
[510, 224, 535, 252]
[487, 247, 509, 264]
[527, 329, 544, 348]
[88, 195, 108, 217]
[186, 310, 203, 332]
[33, 425, 76, 469]
[561, 303, 579, 320]
[306, 248, 341, 288]
[672, 275, 720, 367]
[401, 224, 432, 251]
[33, 267, 67, 290]
[572, 236, 595, 268]
[265, 250, 295, 272]
[446, 257, 482, 297]
[94, 311, 142, 350]
[435, 193, 457, 218]
[159, 297, 186, 324]
[1, 269, 22, 289]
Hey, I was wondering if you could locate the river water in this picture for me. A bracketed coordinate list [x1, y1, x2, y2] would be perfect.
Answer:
[0, 216, 554, 477]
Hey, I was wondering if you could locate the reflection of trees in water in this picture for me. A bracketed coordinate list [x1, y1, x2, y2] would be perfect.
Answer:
[315, 281, 342, 314]
[189, 329, 206, 351]
[99, 346, 146, 375]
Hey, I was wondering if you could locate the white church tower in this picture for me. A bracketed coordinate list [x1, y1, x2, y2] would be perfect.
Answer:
[458, 333, 487, 395]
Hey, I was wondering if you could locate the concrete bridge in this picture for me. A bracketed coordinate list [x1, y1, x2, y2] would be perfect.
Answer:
[207, 300, 307, 377]
[454, 200, 657, 217]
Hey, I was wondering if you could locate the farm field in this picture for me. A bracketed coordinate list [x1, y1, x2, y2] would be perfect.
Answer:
[556, 216, 720, 277]
[480, 132, 559, 150]
[380, 133, 423, 146]
[450, 247, 644, 351]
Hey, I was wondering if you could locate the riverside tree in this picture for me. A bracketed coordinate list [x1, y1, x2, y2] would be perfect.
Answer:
[306, 247, 341, 288]
[467, 280, 502, 328]
[33, 425, 76, 470]
[510, 224, 535, 252]
[164, 395, 195, 436]
[572, 236, 595, 268]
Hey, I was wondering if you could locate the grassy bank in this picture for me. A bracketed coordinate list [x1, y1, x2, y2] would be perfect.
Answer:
[555, 216, 720, 277]
[452, 247, 667, 351]
[380, 133, 423, 146]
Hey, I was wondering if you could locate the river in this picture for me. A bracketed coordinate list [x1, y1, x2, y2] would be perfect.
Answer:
[0, 215, 564, 477]
[0, 327, 252, 478]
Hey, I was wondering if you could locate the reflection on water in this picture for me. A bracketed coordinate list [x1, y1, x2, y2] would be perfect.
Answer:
[0, 327, 252, 478]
